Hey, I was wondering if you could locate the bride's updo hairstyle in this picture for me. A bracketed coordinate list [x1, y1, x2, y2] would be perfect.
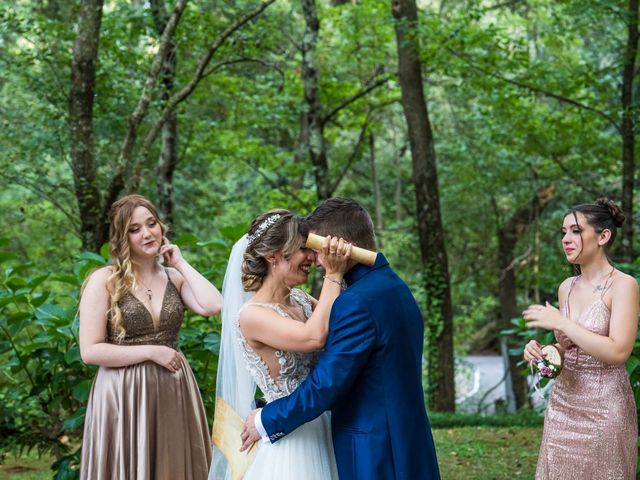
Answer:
[242, 209, 304, 291]
[565, 197, 625, 253]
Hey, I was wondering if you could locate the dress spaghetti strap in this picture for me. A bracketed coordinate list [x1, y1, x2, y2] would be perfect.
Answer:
[599, 269, 615, 299]
[565, 276, 579, 319]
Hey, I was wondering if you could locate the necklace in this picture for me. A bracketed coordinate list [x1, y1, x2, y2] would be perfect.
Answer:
[582, 267, 615, 294]
[137, 278, 153, 302]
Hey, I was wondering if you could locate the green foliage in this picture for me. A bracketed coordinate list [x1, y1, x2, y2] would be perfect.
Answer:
[626, 264, 640, 468]
[0, 242, 102, 478]
[430, 410, 544, 429]
[2, 0, 640, 464]
[0, 229, 232, 478]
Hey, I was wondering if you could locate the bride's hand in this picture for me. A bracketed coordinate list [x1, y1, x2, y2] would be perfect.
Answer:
[321, 236, 352, 276]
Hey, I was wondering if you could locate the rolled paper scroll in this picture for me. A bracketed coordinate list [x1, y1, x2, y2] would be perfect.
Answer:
[212, 397, 259, 480]
[306, 233, 377, 266]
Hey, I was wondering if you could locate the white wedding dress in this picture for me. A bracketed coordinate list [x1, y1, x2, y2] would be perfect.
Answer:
[238, 289, 338, 480]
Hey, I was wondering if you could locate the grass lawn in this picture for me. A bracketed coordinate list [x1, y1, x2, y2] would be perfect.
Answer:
[433, 426, 542, 479]
[0, 426, 543, 479]
[0, 450, 52, 480]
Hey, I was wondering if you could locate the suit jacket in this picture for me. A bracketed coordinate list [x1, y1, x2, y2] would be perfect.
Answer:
[260, 254, 440, 479]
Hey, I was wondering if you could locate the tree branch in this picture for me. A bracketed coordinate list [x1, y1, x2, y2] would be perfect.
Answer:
[482, 0, 523, 12]
[107, 0, 189, 198]
[240, 158, 313, 210]
[500, 185, 556, 246]
[203, 57, 286, 92]
[448, 48, 622, 134]
[547, 155, 603, 198]
[129, 0, 278, 190]
[323, 74, 392, 125]
[1, 171, 81, 232]
[329, 110, 375, 195]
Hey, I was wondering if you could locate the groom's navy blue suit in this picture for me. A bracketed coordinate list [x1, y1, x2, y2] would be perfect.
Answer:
[260, 254, 440, 479]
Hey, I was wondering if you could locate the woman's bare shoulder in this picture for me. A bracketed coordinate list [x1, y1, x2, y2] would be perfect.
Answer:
[557, 276, 576, 300]
[612, 270, 639, 293]
[86, 266, 113, 284]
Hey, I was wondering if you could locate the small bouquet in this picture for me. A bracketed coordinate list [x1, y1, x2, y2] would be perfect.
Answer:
[531, 344, 563, 399]
[533, 344, 563, 379]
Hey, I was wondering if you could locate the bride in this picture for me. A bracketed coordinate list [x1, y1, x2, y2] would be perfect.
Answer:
[210, 209, 351, 480]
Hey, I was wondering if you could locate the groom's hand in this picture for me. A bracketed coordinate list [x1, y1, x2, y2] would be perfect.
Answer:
[240, 409, 260, 452]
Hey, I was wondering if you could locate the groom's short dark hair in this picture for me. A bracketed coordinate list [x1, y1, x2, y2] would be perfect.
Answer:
[304, 197, 377, 251]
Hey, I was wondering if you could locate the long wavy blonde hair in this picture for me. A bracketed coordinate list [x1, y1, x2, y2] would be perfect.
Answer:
[106, 195, 167, 341]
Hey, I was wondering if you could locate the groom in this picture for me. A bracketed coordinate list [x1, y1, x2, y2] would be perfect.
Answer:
[240, 197, 440, 479]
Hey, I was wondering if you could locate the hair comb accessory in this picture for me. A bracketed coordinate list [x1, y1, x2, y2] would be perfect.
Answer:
[246, 214, 281, 246]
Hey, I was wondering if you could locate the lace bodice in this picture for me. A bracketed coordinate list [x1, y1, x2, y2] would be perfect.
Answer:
[237, 289, 320, 403]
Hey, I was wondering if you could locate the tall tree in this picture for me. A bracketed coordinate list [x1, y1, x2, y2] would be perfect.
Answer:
[300, 0, 329, 201]
[620, 0, 639, 261]
[150, 0, 179, 226]
[497, 185, 555, 410]
[369, 133, 384, 246]
[69, 0, 104, 251]
[300, 0, 390, 202]
[67, 0, 278, 249]
[391, 0, 455, 411]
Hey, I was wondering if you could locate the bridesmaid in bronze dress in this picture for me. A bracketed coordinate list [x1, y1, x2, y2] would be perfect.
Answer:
[79, 195, 222, 479]
[523, 198, 638, 480]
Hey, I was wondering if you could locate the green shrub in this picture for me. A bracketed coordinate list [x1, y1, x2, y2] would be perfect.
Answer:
[430, 410, 544, 429]
[0, 230, 234, 479]
[0, 245, 101, 478]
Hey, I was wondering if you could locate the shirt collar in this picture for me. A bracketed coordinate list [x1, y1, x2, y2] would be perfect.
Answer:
[344, 253, 389, 286]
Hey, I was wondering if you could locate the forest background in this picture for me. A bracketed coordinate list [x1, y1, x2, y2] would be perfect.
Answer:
[1, 0, 640, 478]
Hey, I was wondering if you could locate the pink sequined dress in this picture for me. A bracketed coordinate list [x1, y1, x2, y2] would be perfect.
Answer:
[536, 276, 637, 479]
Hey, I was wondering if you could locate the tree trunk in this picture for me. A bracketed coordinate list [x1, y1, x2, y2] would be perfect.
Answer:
[621, 0, 638, 262]
[392, 0, 455, 412]
[69, 0, 104, 251]
[369, 133, 383, 247]
[395, 144, 407, 222]
[301, 0, 330, 201]
[292, 112, 309, 190]
[497, 185, 555, 409]
[151, 0, 179, 226]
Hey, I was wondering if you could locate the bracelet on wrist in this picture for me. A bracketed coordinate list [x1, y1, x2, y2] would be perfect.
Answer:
[324, 275, 346, 290]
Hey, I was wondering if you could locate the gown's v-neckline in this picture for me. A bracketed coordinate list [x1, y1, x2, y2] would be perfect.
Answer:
[566, 274, 612, 324]
[131, 279, 170, 331]
[567, 297, 609, 324]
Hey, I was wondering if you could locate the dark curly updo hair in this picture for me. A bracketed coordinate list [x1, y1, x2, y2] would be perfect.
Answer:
[241, 209, 304, 291]
[565, 197, 625, 252]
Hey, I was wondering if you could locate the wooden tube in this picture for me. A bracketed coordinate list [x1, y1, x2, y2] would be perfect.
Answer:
[305, 233, 377, 267]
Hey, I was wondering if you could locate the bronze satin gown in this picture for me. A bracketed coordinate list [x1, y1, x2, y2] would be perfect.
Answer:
[536, 277, 637, 479]
[80, 270, 211, 480]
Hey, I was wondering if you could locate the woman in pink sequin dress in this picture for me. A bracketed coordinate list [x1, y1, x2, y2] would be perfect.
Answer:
[523, 198, 638, 480]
